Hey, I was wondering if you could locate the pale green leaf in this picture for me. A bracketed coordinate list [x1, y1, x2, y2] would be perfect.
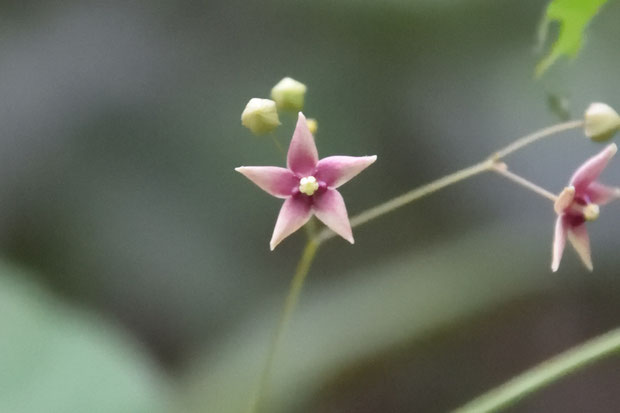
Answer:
[0, 264, 171, 413]
[536, 0, 609, 77]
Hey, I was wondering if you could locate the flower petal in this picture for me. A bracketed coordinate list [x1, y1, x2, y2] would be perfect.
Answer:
[567, 223, 593, 271]
[586, 182, 620, 205]
[270, 197, 312, 250]
[312, 189, 354, 244]
[287, 112, 319, 175]
[551, 216, 567, 272]
[315, 155, 377, 188]
[236, 166, 298, 198]
[569, 143, 617, 192]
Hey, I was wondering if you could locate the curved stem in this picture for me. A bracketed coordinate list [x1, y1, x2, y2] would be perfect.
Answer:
[316, 120, 583, 244]
[491, 120, 584, 160]
[451, 327, 620, 413]
[316, 159, 495, 243]
[247, 240, 319, 413]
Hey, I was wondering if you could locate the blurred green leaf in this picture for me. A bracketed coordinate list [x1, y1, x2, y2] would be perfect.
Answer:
[0, 264, 171, 413]
[536, 0, 609, 77]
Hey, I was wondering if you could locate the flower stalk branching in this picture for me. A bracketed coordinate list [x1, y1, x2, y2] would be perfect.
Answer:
[248, 117, 597, 413]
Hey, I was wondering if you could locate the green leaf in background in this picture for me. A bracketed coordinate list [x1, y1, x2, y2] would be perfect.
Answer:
[0, 263, 171, 413]
[536, 0, 609, 77]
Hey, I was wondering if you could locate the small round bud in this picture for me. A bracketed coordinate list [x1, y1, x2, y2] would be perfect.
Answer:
[271, 77, 307, 111]
[241, 98, 281, 135]
[306, 118, 318, 135]
[584, 103, 620, 142]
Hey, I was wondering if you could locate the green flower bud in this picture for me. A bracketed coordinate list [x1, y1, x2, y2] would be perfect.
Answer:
[584, 103, 620, 142]
[241, 98, 281, 135]
[271, 77, 307, 111]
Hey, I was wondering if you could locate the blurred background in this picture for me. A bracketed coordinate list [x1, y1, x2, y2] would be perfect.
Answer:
[1, 0, 619, 412]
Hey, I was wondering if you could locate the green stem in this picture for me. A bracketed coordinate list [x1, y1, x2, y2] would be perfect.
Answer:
[451, 327, 620, 413]
[490, 120, 584, 160]
[491, 163, 558, 203]
[316, 159, 495, 243]
[269, 133, 286, 158]
[247, 240, 319, 413]
[316, 120, 583, 244]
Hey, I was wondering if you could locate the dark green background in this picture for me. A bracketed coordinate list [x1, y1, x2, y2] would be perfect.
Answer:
[1, 0, 619, 412]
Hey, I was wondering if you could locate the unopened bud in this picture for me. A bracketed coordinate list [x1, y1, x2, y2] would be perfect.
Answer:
[306, 118, 318, 135]
[271, 77, 307, 111]
[241, 98, 280, 135]
[584, 103, 620, 142]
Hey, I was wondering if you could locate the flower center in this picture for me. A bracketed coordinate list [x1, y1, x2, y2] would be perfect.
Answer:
[568, 202, 600, 221]
[299, 176, 319, 196]
[583, 203, 600, 221]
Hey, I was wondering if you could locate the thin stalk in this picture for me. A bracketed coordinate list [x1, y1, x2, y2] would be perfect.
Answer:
[316, 159, 495, 243]
[269, 133, 286, 158]
[247, 240, 319, 413]
[451, 327, 620, 413]
[491, 120, 583, 160]
[316, 120, 583, 244]
[492, 164, 558, 203]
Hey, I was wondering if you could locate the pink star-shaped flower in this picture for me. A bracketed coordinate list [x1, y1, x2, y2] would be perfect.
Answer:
[552, 143, 620, 271]
[236, 112, 377, 250]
